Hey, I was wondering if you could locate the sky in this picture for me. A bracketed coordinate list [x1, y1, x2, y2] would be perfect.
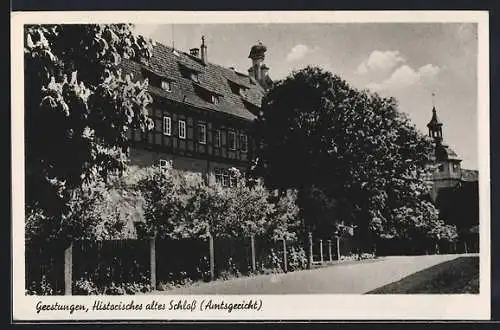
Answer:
[134, 23, 478, 170]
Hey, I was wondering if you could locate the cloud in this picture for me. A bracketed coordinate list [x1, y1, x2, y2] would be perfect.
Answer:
[286, 44, 315, 62]
[356, 50, 406, 75]
[366, 64, 441, 91]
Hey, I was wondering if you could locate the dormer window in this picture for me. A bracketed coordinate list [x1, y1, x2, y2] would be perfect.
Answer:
[239, 87, 247, 98]
[228, 79, 249, 97]
[211, 94, 219, 105]
[191, 72, 200, 83]
[142, 67, 175, 92]
[161, 80, 172, 92]
[178, 62, 202, 82]
[193, 80, 222, 105]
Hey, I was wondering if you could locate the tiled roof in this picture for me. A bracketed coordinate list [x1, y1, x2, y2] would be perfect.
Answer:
[435, 143, 461, 161]
[461, 169, 479, 182]
[120, 42, 265, 121]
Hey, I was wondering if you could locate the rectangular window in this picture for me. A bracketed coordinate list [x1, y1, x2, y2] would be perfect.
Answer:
[214, 129, 221, 147]
[178, 120, 186, 139]
[229, 174, 238, 187]
[161, 80, 171, 92]
[163, 116, 171, 136]
[197, 123, 207, 144]
[240, 133, 248, 152]
[228, 130, 236, 150]
[214, 168, 239, 187]
[222, 171, 230, 187]
[215, 168, 223, 186]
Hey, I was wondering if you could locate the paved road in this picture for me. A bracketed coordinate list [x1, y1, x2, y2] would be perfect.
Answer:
[162, 254, 474, 294]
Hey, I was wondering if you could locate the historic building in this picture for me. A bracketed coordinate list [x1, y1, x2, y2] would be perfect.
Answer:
[122, 37, 272, 186]
[426, 105, 479, 251]
[426, 105, 479, 201]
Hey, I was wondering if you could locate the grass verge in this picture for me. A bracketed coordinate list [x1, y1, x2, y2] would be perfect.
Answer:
[367, 256, 479, 294]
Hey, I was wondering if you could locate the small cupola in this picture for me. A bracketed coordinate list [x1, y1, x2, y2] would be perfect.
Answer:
[248, 41, 272, 90]
[248, 42, 267, 62]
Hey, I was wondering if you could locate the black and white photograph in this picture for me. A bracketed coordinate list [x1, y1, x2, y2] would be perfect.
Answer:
[11, 11, 490, 320]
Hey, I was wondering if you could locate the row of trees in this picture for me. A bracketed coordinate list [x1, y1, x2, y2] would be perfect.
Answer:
[134, 164, 300, 240]
[26, 164, 301, 245]
[24, 24, 458, 251]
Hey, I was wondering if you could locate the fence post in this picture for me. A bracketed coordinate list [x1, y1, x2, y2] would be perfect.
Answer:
[250, 235, 256, 273]
[209, 233, 215, 281]
[64, 242, 73, 296]
[319, 239, 324, 264]
[464, 241, 468, 254]
[336, 236, 341, 262]
[328, 240, 333, 262]
[149, 237, 156, 290]
[282, 239, 287, 273]
[308, 232, 313, 269]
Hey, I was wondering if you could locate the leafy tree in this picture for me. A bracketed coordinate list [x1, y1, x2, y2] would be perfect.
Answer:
[24, 24, 154, 221]
[254, 66, 439, 243]
[26, 175, 142, 245]
[24, 24, 155, 241]
[133, 162, 193, 238]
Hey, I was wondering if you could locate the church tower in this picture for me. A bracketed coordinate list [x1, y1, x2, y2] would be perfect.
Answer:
[427, 104, 462, 201]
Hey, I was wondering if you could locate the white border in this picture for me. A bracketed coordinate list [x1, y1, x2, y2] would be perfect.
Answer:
[11, 11, 491, 321]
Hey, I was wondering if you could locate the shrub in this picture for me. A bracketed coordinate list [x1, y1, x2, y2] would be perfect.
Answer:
[287, 246, 308, 271]
[26, 276, 60, 295]
[260, 248, 284, 274]
[73, 278, 101, 295]
[73, 277, 153, 295]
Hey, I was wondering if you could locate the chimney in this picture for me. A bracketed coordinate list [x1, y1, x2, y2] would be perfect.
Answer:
[200, 36, 207, 64]
[190, 48, 200, 57]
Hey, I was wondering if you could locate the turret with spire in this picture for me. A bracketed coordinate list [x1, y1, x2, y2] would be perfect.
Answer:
[425, 96, 463, 201]
[427, 106, 443, 143]
[427, 94, 443, 143]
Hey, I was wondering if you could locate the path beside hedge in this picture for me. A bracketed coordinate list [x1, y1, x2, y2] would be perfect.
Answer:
[159, 254, 476, 294]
